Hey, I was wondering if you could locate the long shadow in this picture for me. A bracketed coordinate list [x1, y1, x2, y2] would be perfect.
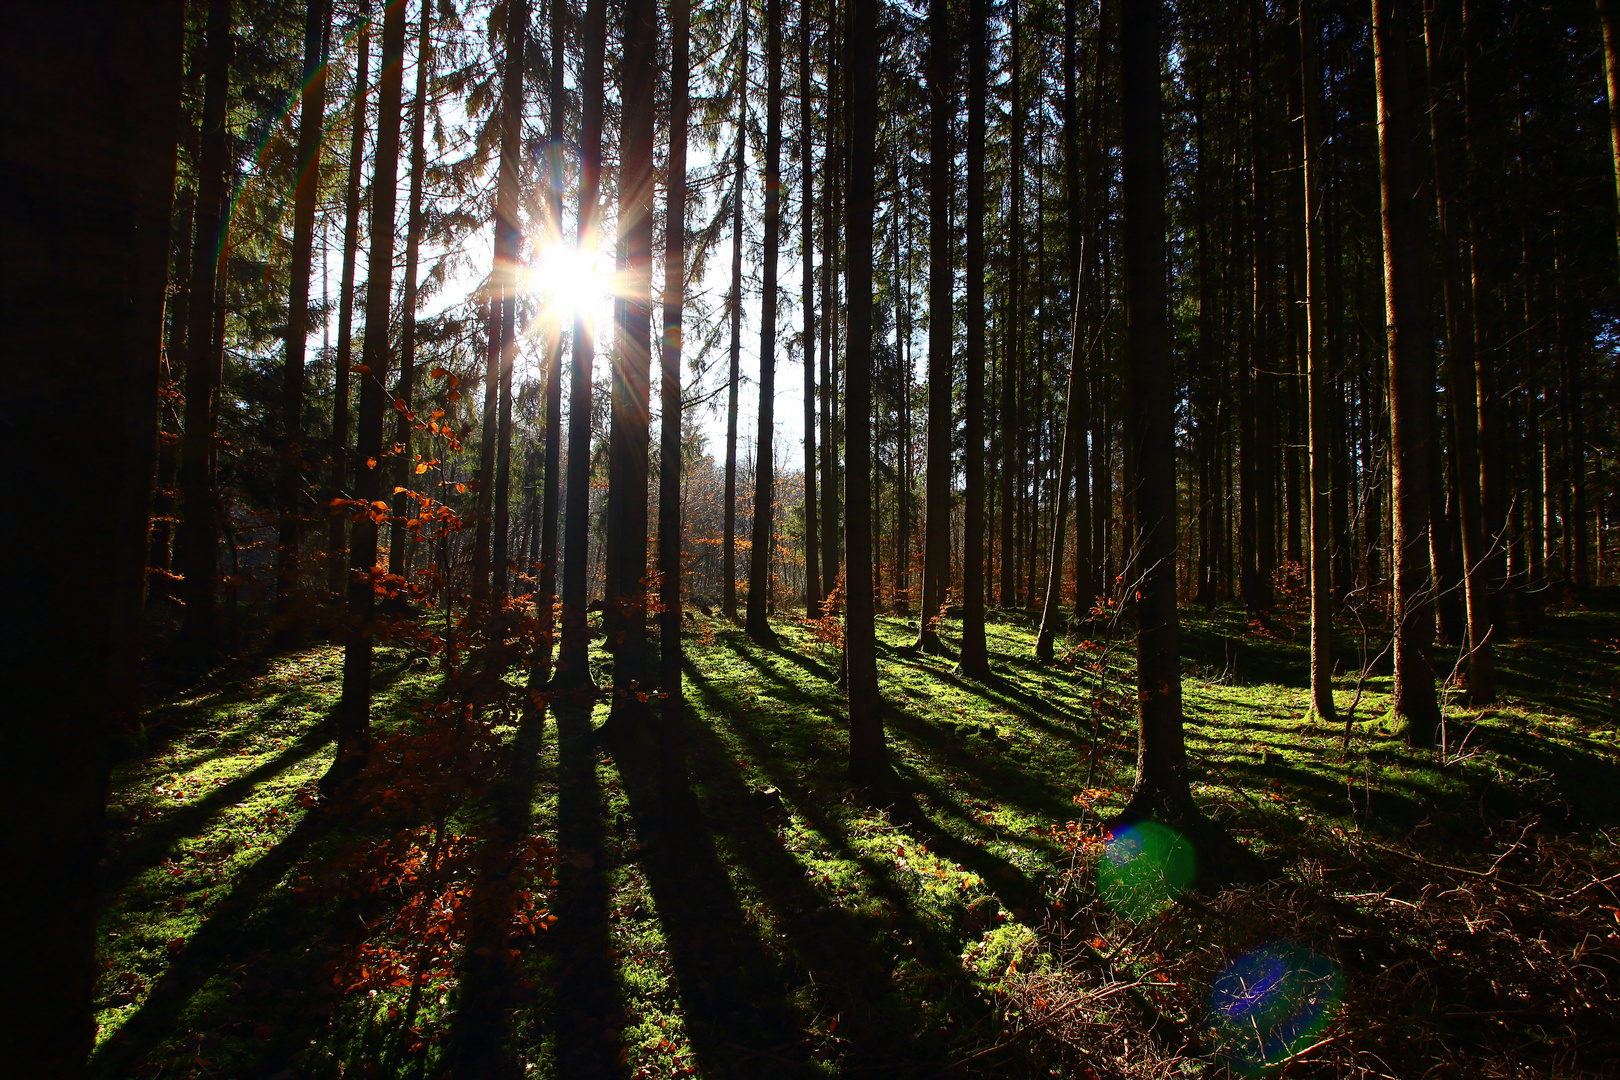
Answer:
[441, 695, 551, 1078]
[89, 808, 336, 1079]
[537, 699, 627, 1079]
[101, 725, 333, 895]
[612, 721, 814, 1078]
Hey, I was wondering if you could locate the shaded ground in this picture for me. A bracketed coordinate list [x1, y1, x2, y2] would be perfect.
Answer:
[89, 592, 1620, 1078]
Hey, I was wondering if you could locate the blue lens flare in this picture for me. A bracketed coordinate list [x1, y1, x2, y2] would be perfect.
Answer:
[1207, 941, 1342, 1072]
[1096, 820, 1196, 919]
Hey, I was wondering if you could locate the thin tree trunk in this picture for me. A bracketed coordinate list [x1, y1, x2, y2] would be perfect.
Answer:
[555, 0, 605, 689]
[473, 296, 499, 608]
[1301, 0, 1335, 720]
[491, 0, 527, 606]
[389, 0, 431, 583]
[176, 0, 233, 645]
[916, 0, 953, 653]
[801, 1, 820, 619]
[328, 6, 370, 598]
[661, 0, 690, 794]
[276, 0, 332, 621]
[724, 7, 748, 621]
[747, 0, 783, 643]
[536, 0, 565, 676]
[1001, 0, 1022, 610]
[959, 0, 990, 677]
[334, 0, 407, 781]
[1372, 0, 1441, 745]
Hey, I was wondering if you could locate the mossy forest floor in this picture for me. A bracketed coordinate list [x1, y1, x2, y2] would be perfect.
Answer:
[90, 592, 1620, 1078]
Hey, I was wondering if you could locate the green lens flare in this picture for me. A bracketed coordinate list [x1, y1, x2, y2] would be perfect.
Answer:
[1096, 820, 1195, 919]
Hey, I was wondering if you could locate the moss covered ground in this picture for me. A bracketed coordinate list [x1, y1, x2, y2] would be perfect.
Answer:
[89, 594, 1620, 1078]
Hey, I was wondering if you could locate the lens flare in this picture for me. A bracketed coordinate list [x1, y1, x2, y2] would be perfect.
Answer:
[1207, 941, 1342, 1072]
[524, 242, 614, 317]
[1096, 820, 1195, 919]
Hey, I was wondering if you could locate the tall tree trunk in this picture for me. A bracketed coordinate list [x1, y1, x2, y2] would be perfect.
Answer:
[1423, 0, 1493, 701]
[916, 0, 953, 652]
[328, 7, 371, 598]
[333, 0, 408, 781]
[747, 0, 783, 643]
[1301, 0, 1335, 720]
[277, 0, 333, 621]
[536, 0, 566, 675]
[801, 1, 821, 619]
[491, 0, 527, 606]
[555, 0, 605, 689]
[176, 0, 232, 646]
[389, 0, 432, 582]
[1600, 0, 1620, 297]
[608, 0, 655, 718]
[473, 298, 500, 608]
[2, 1, 182, 1070]
[1001, 0, 1022, 610]
[845, 0, 886, 786]
[661, 0, 690, 794]
[724, 6, 748, 621]
[1372, 0, 1441, 746]
[959, 0, 990, 677]
[820, 26, 842, 605]
[1119, 0, 1192, 821]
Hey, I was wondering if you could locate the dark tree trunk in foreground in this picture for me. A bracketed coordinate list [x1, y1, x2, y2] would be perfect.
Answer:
[1602, 0, 1620, 295]
[917, 0, 952, 653]
[661, 0, 691, 795]
[177, 0, 233, 645]
[1372, 0, 1441, 745]
[276, 0, 332, 619]
[1301, 0, 1335, 720]
[845, 0, 887, 786]
[746, 0, 783, 644]
[555, 0, 605, 690]
[1120, 0, 1193, 821]
[389, 0, 431, 582]
[958, 0, 990, 677]
[1000, 0, 1022, 609]
[801, 3, 821, 619]
[1, 3, 181, 1071]
[724, 5, 748, 621]
[491, 0, 527, 606]
[609, 0, 655, 718]
[334, 0, 407, 781]
[328, 7, 371, 597]
[536, 0, 566, 675]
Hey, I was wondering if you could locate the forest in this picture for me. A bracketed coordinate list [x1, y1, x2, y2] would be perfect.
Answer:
[4, 0, 1620, 1075]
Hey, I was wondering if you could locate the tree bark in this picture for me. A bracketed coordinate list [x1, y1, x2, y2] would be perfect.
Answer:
[277, 0, 333, 620]
[747, 0, 783, 644]
[724, 7, 749, 621]
[388, 0, 431, 583]
[661, 0, 691, 795]
[1372, 0, 1441, 745]
[959, 0, 990, 677]
[1000, 0, 1022, 610]
[328, 6, 371, 597]
[176, 0, 233, 646]
[490, 0, 527, 606]
[333, 0, 408, 780]
[536, 0, 566, 676]
[917, 0, 953, 653]
[554, 0, 605, 689]
[845, 0, 886, 786]
[801, 2, 821, 619]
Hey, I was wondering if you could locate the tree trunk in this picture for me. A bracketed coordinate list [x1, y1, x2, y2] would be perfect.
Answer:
[333, 0, 407, 781]
[536, 0, 566, 676]
[555, 0, 605, 689]
[845, 0, 886, 786]
[916, 0, 953, 652]
[959, 0, 990, 677]
[660, 0, 691, 795]
[1, 2, 181, 1070]
[747, 0, 783, 644]
[1372, 0, 1441, 746]
[388, 0, 431, 583]
[490, 0, 527, 606]
[1119, 0, 1193, 821]
[176, 0, 232, 646]
[1301, 0, 1336, 720]
[801, 3, 820, 619]
[1001, 0, 1022, 610]
[276, 0, 332, 621]
[724, 7, 748, 621]
[328, 7, 370, 598]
